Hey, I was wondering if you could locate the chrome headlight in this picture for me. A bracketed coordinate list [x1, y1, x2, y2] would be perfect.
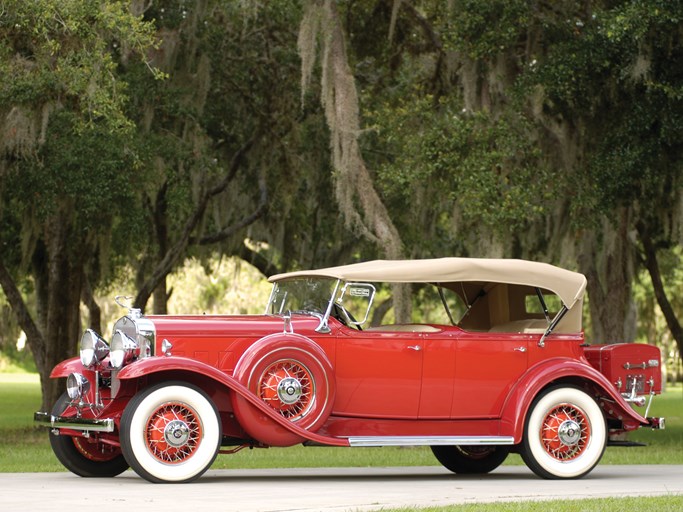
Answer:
[79, 329, 109, 368]
[110, 330, 139, 370]
[112, 311, 155, 362]
[66, 373, 90, 400]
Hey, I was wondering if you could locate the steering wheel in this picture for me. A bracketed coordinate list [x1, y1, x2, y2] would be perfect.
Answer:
[333, 303, 363, 331]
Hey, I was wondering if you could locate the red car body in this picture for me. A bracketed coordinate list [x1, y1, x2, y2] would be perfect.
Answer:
[35, 258, 664, 483]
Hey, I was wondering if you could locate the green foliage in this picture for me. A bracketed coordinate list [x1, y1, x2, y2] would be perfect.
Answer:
[367, 90, 552, 251]
[512, 1, 683, 223]
[0, 0, 160, 131]
[16, 111, 141, 221]
[434, 0, 531, 59]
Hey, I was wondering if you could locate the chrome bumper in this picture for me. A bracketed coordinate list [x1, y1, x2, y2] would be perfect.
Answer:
[34, 411, 115, 433]
[648, 417, 665, 429]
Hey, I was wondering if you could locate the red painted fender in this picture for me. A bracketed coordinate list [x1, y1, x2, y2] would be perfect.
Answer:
[500, 358, 649, 443]
[116, 353, 346, 447]
[49, 357, 83, 378]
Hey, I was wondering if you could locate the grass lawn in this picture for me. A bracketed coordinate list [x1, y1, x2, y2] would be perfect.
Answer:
[1, 373, 681, 510]
[381, 495, 683, 512]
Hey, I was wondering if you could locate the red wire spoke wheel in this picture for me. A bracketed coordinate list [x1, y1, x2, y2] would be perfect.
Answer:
[144, 402, 203, 464]
[121, 382, 221, 483]
[539, 403, 590, 461]
[257, 359, 315, 420]
[521, 385, 606, 479]
[71, 437, 124, 463]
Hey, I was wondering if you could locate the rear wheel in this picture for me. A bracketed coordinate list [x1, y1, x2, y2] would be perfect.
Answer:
[431, 445, 509, 474]
[49, 393, 129, 478]
[120, 382, 221, 483]
[521, 385, 606, 479]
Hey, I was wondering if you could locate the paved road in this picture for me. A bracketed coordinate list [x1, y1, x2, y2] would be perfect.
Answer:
[3, 465, 683, 511]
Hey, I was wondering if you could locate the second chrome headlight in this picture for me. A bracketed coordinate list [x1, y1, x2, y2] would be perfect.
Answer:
[80, 329, 109, 368]
[109, 330, 139, 370]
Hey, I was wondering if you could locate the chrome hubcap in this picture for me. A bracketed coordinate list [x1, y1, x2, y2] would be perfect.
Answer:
[277, 377, 303, 405]
[557, 419, 581, 446]
[164, 419, 191, 448]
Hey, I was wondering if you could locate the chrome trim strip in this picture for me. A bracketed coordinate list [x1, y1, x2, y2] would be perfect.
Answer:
[346, 436, 515, 447]
[34, 412, 115, 433]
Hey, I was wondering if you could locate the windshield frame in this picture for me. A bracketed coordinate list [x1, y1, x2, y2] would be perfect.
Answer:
[265, 277, 342, 333]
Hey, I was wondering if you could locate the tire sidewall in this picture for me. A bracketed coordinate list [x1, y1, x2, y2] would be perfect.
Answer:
[49, 392, 129, 478]
[120, 381, 221, 483]
[431, 445, 509, 474]
[522, 385, 606, 479]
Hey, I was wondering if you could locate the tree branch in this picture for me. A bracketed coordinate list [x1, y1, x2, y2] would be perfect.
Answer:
[235, 245, 280, 278]
[637, 222, 683, 359]
[197, 173, 268, 245]
[81, 274, 101, 334]
[133, 133, 260, 310]
[0, 258, 45, 359]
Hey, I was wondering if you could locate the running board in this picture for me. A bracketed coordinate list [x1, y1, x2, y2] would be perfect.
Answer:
[346, 436, 515, 447]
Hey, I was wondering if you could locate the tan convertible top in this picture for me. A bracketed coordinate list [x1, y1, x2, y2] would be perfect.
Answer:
[269, 258, 587, 309]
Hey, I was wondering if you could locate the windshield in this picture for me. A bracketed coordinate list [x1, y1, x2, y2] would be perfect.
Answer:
[265, 278, 339, 316]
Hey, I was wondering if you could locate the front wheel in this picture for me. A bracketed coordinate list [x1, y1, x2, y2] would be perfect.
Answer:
[49, 393, 129, 477]
[521, 385, 606, 479]
[431, 445, 509, 474]
[120, 382, 221, 483]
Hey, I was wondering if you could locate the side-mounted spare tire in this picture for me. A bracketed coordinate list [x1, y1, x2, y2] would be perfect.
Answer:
[231, 333, 336, 446]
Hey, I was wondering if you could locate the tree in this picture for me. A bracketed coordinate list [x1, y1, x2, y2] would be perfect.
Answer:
[0, 0, 362, 409]
[0, 0, 161, 409]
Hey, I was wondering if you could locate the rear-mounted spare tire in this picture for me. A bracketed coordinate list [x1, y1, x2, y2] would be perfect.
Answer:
[231, 334, 336, 446]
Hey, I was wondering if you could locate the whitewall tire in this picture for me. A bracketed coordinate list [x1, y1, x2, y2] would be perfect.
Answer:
[521, 385, 606, 479]
[120, 381, 221, 483]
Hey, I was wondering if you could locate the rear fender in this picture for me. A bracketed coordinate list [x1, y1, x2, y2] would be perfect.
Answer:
[500, 358, 649, 443]
[117, 356, 348, 447]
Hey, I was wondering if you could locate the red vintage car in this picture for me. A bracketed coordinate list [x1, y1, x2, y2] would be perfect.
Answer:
[35, 258, 664, 483]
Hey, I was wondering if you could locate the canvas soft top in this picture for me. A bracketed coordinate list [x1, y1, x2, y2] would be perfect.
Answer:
[269, 257, 587, 309]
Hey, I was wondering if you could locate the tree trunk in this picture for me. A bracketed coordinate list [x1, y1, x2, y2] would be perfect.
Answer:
[577, 209, 636, 343]
[32, 210, 85, 411]
[638, 223, 683, 360]
[153, 183, 169, 315]
[2, 206, 87, 412]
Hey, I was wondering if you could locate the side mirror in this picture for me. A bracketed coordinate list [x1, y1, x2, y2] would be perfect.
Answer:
[337, 283, 376, 326]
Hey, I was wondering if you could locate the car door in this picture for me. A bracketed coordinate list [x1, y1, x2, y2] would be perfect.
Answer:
[333, 329, 423, 418]
[450, 330, 530, 418]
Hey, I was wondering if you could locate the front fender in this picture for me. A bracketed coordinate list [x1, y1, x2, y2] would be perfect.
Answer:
[49, 357, 83, 378]
[117, 356, 348, 447]
[500, 358, 649, 443]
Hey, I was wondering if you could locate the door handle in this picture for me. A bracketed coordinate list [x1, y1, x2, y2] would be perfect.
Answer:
[514, 346, 527, 353]
[407, 345, 422, 351]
